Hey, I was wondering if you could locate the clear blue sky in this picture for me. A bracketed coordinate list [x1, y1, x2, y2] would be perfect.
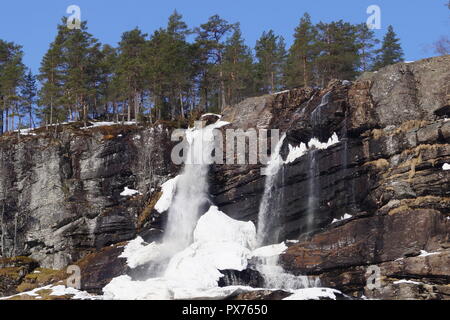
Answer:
[0, 0, 449, 74]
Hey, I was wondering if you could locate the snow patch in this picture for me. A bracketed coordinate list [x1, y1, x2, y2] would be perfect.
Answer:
[393, 279, 421, 285]
[201, 113, 222, 119]
[442, 163, 450, 171]
[272, 90, 290, 95]
[120, 187, 141, 197]
[0, 285, 98, 300]
[332, 213, 352, 224]
[252, 242, 287, 258]
[82, 121, 137, 129]
[418, 250, 440, 257]
[284, 288, 341, 300]
[285, 133, 339, 164]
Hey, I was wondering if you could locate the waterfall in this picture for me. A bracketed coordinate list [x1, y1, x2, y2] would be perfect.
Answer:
[257, 255, 320, 290]
[143, 120, 228, 276]
[256, 134, 286, 247]
[163, 125, 213, 253]
[254, 134, 320, 290]
[306, 149, 319, 231]
[342, 113, 356, 214]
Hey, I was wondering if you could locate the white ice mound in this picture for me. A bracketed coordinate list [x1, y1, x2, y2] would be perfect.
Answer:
[154, 176, 180, 213]
[104, 206, 258, 300]
[119, 237, 165, 269]
[194, 206, 256, 249]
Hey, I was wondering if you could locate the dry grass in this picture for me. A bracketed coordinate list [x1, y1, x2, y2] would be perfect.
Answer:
[137, 191, 162, 230]
[387, 196, 450, 215]
[388, 205, 412, 216]
[16, 268, 66, 293]
[364, 158, 390, 170]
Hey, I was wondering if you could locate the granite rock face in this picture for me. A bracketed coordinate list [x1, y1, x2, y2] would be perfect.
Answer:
[213, 56, 450, 299]
[0, 56, 449, 299]
[0, 124, 176, 269]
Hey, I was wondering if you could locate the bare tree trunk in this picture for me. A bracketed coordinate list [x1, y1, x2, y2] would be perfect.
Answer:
[5, 107, 9, 132]
[303, 56, 308, 87]
[220, 69, 226, 111]
[29, 104, 33, 129]
[83, 104, 87, 128]
[113, 101, 118, 123]
[134, 90, 140, 125]
[127, 98, 131, 122]
[179, 92, 185, 119]
[49, 97, 54, 128]
[0, 99, 4, 135]
[16, 105, 21, 142]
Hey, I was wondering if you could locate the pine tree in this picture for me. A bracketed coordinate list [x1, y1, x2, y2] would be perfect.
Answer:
[373, 25, 404, 70]
[116, 28, 148, 123]
[97, 44, 121, 122]
[37, 42, 63, 127]
[19, 70, 37, 129]
[285, 13, 318, 88]
[255, 30, 286, 94]
[0, 40, 25, 134]
[195, 15, 235, 111]
[315, 21, 361, 85]
[356, 24, 379, 72]
[167, 10, 191, 41]
[38, 18, 104, 126]
[59, 19, 102, 125]
[146, 12, 196, 120]
[222, 25, 255, 105]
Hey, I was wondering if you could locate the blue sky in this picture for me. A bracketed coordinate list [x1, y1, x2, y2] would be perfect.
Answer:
[0, 0, 448, 74]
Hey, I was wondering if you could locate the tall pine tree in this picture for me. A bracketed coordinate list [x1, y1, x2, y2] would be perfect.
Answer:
[315, 21, 361, 85]
[195, 15, 235, 111]
[356, 23, 379, 72]
[0, 40, 25, 133]
[116, 28, 148, 123]
[285, 13, 318, 88]
[222, 25, 255, 105]
[19, 70, 37, 129]
[255, 30, 286, 94]
[373, 25, 404, 70]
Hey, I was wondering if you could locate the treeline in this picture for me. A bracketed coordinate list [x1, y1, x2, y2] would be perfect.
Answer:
[0, 12, 405, 133]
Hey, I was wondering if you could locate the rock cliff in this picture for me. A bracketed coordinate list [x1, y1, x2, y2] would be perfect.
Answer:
[0, 55, 449, 299]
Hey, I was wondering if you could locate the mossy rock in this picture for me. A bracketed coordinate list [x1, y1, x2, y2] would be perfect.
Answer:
[0, 267, 28, 296]
[0, 256, 38, 270]
[16, 268, 67, 293]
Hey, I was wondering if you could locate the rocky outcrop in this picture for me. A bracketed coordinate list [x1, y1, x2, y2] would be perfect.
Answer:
[212, 56, 450, 299]
[0, 56, 449, 299]
[0, 124, 177, 269]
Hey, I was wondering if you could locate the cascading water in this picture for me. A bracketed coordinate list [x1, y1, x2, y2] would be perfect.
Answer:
[142, 120, 228, 277]
[163, 123, 217, 253]
[306, 92, 331, 232]
[103, 118, 332, 299]
[306, 149, 319, 231]
[255, 134, 319, 290]
[256, 134, 286, 247]
[342, 113, 356, 214]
